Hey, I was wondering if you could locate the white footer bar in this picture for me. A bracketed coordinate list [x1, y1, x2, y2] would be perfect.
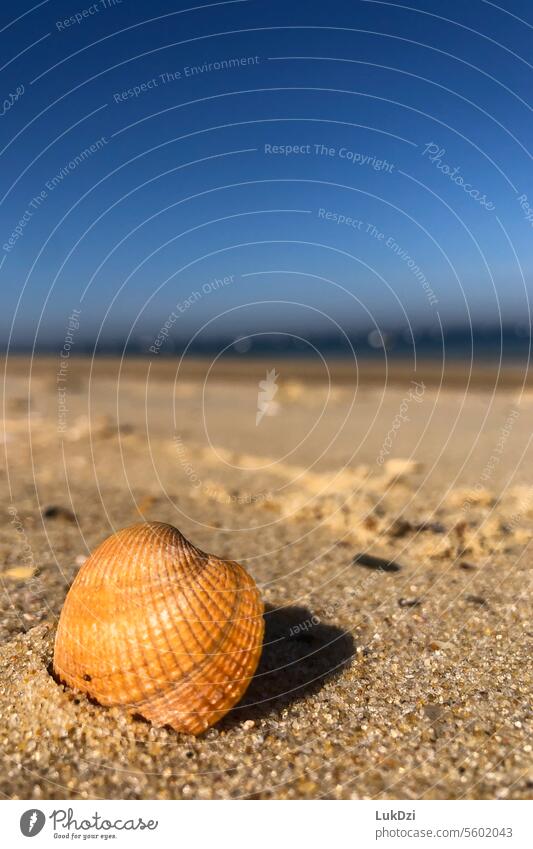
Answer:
[4, 799, 530, 848]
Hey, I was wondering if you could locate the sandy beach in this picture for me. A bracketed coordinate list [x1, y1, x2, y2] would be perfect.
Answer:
[1, 356, 531, 799]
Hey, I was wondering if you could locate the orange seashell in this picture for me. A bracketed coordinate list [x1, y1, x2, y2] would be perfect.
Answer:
[53, 522, 264, 735]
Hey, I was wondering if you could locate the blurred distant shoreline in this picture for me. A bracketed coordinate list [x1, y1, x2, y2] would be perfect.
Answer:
[4, 323, 530, 362]
[3, 353, 531, 390]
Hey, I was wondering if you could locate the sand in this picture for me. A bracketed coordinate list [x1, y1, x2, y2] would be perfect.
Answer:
[0, 356, 531, 799]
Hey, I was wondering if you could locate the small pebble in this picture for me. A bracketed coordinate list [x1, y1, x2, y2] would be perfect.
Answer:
[2, 566, 35, 580]
[42, 505, 76, 523]
[465, 594, 488, 606]
[388, 519, 413, 538]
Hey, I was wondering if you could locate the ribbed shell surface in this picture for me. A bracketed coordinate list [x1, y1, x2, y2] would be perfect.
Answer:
[53, 522, 264, 734]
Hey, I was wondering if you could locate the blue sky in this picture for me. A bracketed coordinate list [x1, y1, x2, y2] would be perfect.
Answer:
[1, 0, 532, 351]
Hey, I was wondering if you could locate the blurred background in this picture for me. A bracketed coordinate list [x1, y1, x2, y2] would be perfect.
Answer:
[1, 0, 531, 364]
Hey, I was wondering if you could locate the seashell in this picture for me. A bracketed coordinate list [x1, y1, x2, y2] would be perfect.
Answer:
[53, 522, 264, 734]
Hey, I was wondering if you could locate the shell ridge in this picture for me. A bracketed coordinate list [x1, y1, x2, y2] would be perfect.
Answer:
[160, 532, 229, 661]
[125, 529, 233, 723]
[156, 550, 242, 725]
[137, 562, 260, 726]
[115, 525, 174, 703]
[147, 528, 201, 696]
[136, 525, 177, 699]
[143, 602, 265, 728]
[169, 561, 260, 691]
[118, 530, 158, 704]
[201, 559, 261, 637]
